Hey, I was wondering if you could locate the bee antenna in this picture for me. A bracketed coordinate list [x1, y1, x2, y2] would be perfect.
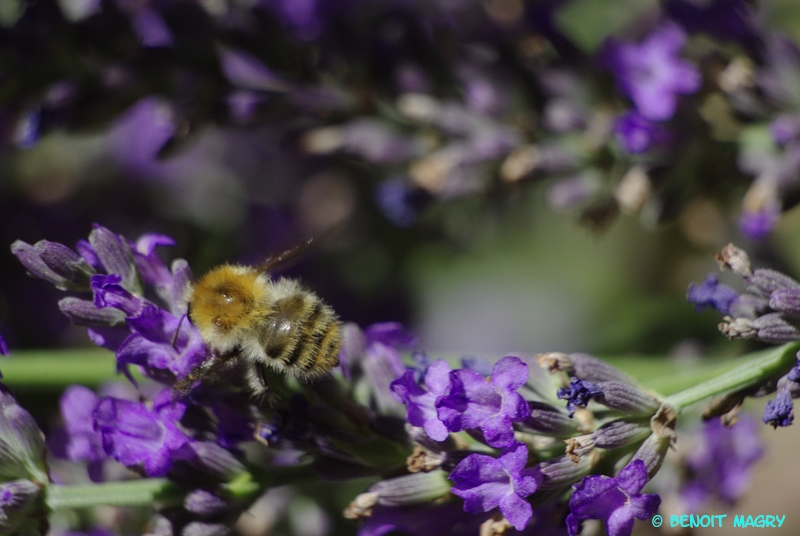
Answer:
[172, 314, 187, 349]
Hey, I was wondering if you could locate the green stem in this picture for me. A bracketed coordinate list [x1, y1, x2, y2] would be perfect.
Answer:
[664, 342, 800, 414]
[46, 479, 183, 510]
[1, 349, 136, 390]
[44, 464, 317, 511]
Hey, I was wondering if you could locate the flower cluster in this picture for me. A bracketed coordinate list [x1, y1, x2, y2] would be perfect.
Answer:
[5, 225, 781, 535]
[345, 350, 669, 536]
[4, 0, 800, 242]
[688, 243, 800, 428]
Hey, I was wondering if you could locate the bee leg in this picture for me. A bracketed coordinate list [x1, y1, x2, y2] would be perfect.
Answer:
[252, 364, 280, 407]
[172, 351, 237, 399]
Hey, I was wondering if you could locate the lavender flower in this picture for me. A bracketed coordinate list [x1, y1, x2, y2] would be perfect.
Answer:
[763, 386, 794, 428]
[686, 274, 739, 314]
[93, 389, 191, 476]
[390, 359, 452, 441]
[614, 111, 667, 154]
[681, 416, 763, 507]
[52, 385, 107, 481]
[449, 442, 540, 531]
[557, 377, 602, 417]
[566, 459, 660, 536]
[604, 22, 701, 121]
[436, 356, 530, 448]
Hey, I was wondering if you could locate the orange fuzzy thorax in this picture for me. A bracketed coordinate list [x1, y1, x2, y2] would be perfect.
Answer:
[188, 264, 270, 352]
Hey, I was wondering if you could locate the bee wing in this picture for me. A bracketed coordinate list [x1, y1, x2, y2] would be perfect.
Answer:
[255, 225, 340, 273]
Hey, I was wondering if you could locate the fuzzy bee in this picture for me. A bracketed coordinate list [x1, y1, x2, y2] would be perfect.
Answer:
[179, 237, 341, 398]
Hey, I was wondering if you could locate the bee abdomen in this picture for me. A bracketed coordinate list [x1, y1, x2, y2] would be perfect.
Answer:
[262, 290, 341, 378]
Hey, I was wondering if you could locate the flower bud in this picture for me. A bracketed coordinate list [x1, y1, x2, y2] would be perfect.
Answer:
[185, 490, 229, 516]
[89, 224, 141, 294]
[595, 381, 661, 417]
[537, 353, 636, 385]
[368, 470, 451, 507]
[59, 297, 127, 326]
[730, 294, 769, 320]
[523, 402, 583, 436]
[592, 419, 651, 449]
[747, 268, 800, 297]
[770, 288, 800, 315]
[173, 441, 246, 483]
[536, 454, 593, 490]
[0, 478, 44, 535]
[754, 313, 800, 343]
[0, 388, 47, 484]
[11, 240, 81, 290]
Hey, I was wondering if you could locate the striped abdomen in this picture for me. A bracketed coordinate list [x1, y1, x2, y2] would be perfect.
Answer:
[258, 283, 341, 378]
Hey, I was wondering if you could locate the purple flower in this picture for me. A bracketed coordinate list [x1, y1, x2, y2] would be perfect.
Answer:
[686, 273, 739, 314]
[604, 23, 701, 121]
[739, 206, 781, 241]
[436, 356, 530, 448]
[566, 459, 661, 536]
[0, 335, 7, 356]
[94, 390, 191, 476]
[364, 322, 418, 348]
[132, 9, 174, 48]
[557, 378, 602, 417]
[681, 416, 763, 508]
[91, 274, 144, 317]
[53, 385, 106, 480]
[449, 442, 540, 531]
[390, 359, 452, 441]
[763, 387, 794, 428]
[614, 111, 667, 153]
[116, 304, 206, 381]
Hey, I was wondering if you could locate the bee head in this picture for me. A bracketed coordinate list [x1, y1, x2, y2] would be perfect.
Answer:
[188, 264, 264, 350]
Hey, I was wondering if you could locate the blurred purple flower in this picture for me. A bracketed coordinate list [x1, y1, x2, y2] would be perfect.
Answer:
[390, 359, 452, 441]
[566, 459, 660, 536]
[133, 8, 174, 48]
[94, 390, 191, 476]
[436, 355, 530, 448]
[681, 416, 763, 508]
[0, 335, 7, 356]
[614, 111, 668, 153]
[739, 206, 781, 240]
[53, 385, 106, 481]
[687, 273, 739, 314]
[604, 22, 701, 121]
[375, 178, 420, 228]
[449, 442, 540, 531]
[557, 377, 602, 417]
[219, 48, 291, 92]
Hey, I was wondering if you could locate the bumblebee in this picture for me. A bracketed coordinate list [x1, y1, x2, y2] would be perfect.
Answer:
[182, 238, 341, 397]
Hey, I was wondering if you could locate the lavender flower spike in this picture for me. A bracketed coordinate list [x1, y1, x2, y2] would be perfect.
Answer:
[449, 442, 540, 531]
[604, 22, 701, 121]
[436, 355, 530, 448]
[566, 459, 660, 536]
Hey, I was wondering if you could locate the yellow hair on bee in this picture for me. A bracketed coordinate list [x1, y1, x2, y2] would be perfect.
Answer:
[188, 264, 271, 354]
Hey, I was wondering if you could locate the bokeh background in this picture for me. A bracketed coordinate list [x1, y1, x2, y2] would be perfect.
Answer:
[5, 0, 800, 534]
